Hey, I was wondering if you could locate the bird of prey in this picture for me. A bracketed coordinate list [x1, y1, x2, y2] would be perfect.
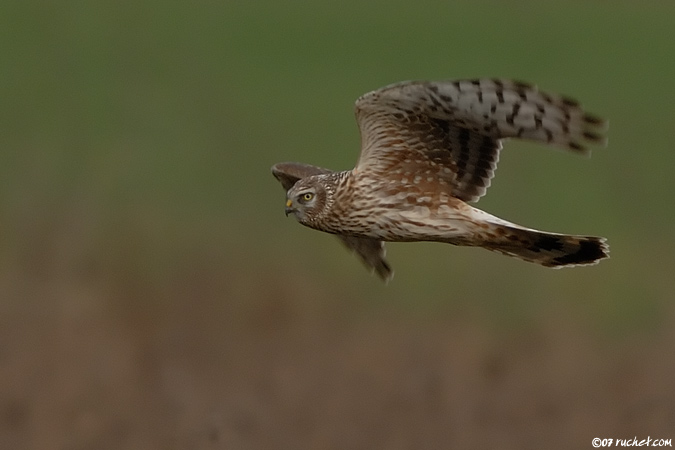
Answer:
[272, 79, 609, 281]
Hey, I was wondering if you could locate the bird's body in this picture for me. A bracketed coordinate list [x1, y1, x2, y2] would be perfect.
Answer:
[305, 170, 478, 242]
[272, 79, 609, 281]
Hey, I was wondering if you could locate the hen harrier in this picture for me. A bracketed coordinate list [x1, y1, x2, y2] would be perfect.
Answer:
[272, 79, 608, 281]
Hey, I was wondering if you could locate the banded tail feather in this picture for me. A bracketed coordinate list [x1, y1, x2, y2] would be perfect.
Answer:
[483, 225, 609, 268]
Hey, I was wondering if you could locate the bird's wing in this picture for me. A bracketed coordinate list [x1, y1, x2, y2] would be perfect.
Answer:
[354, 79, 607, 202]
[336, 235, 393, 282]
[271, 162, 334, 191]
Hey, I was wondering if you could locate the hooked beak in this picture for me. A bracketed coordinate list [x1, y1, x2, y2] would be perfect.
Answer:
[284, 199, 294, 216]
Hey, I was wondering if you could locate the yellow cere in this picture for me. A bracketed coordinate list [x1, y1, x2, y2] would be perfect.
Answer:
[286, 199, 293, 207]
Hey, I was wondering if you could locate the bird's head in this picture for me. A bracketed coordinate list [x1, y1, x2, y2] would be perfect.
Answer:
[284, 175, 332, 227]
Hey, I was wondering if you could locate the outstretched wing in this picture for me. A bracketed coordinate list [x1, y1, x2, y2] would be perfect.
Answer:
[271, 162, 333, 190]
[354, 79, 607, 202]
[271, 162, 393, 281]
[336, 235, 393, 282]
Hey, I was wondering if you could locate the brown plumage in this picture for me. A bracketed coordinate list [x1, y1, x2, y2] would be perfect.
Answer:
[272, 79, 609, 281]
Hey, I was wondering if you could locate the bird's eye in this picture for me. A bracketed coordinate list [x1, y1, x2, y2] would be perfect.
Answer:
[301, 192, 314, 202]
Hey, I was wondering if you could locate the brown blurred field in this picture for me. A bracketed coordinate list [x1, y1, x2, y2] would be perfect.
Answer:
[1, 1, 674, 448]
[2, 254, 674, 449]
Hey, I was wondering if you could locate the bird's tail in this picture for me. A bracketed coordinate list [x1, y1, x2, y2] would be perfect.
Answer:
[478, 222, 609, 268]
[450, 206, 609, 267]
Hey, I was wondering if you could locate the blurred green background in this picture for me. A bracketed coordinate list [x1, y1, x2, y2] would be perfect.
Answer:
[1, 1, 674, 448]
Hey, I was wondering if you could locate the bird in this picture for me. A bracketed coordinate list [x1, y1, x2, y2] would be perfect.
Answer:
[272, 78, 609, 282]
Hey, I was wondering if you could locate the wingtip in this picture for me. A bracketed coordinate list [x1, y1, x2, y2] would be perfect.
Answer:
[373, 263, 394, 284]
[270, 162, 288, 177]
[380, 270, 395, 285]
